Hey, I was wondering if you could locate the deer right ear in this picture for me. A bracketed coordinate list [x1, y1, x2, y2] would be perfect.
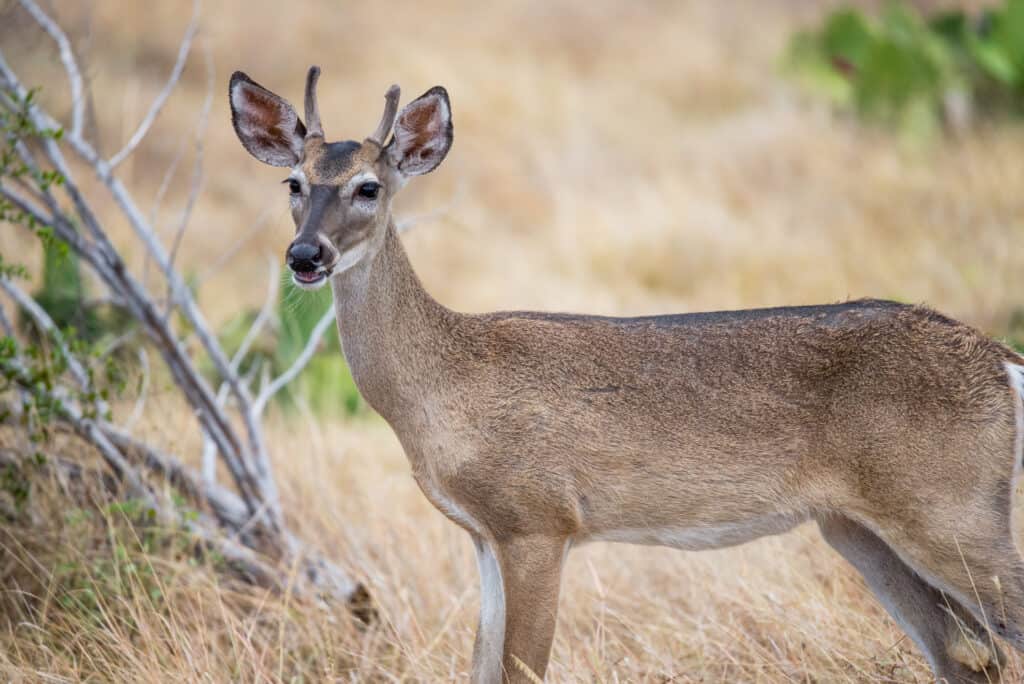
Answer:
[229, 72, 306, 167]
[386, 86, 453, 177]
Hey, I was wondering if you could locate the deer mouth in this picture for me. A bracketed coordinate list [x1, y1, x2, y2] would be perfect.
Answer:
[291, 266, 331, 290]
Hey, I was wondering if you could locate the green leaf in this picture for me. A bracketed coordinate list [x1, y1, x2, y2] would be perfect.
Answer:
[822, 9, 875, 70]
[969, 36, 1018, 84]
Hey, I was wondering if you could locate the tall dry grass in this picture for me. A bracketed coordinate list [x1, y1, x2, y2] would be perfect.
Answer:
[1, 0, 1023, 681]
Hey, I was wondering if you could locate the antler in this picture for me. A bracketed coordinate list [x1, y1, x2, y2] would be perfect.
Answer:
[304, 65, 324, 139]
[369, 84, 401, 145]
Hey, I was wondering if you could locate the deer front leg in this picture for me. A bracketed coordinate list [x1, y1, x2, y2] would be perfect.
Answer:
[471, 535, 506, 684]
[472, 534, 567, 683]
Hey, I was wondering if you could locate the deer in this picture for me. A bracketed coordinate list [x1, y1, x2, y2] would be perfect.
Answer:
[228, 65, 1024, 683]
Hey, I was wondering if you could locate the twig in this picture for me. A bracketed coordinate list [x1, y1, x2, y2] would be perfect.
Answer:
[106, 0, 200, 169]
[396, 181, 465, 233]
[0, 300, 13, 336]
[253, 307, 335, 418]
[17, 0, 85, 140]
[195, 203, 281, 286]
[202, 257, 278, 485]
[0, 184, 52, 229]
[226, 257, 279, 396]
[124, 345, 149, 431]
[165, 36, 214, 283]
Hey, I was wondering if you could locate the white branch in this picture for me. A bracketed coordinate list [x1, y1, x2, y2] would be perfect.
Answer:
[165, 38, 214, 281]
[1, 22, 364, 607]
[18, 0, 85, 140]
[253, 307, 336, 418]
[124, 345, 150, 431]
[107, 0, 200, 169]
[195, 203, 277, 286]
[0, 300, 13, 336]
[226, 258, 279, 393]
[1, 49, 269, 519]
[204, 257, 278, 486]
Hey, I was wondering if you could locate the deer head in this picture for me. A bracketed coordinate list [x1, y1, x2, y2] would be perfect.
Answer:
[229, 66, 453, 290]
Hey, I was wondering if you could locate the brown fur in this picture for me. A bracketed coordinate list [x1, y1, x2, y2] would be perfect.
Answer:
[230, 73, 1024, 683]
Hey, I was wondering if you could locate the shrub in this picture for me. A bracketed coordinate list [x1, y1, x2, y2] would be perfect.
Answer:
[785, 1, 1024, 135]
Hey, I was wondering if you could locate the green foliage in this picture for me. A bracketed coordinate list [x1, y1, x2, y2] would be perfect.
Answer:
[1, 88, 67, 274]
[217, 277, 365, 417]
[275, 280, 363, 415]
[785, 1, 1024, 136]
[52, 499, 204, 623]
[0, 84, 135, 451]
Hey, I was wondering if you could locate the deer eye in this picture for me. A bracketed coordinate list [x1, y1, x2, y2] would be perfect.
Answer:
[286, 179, 301, 195]
[357, 181, 380, 199]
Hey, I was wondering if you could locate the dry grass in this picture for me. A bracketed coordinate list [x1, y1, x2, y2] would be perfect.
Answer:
[1, 0, 1024, 681]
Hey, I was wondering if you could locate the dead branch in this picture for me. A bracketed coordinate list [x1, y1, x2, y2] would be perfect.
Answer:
[253, 307, 336, 418]
[0, 3, 366, 609]
[16, 0, 84, 140]
[106, 0, 201, 169]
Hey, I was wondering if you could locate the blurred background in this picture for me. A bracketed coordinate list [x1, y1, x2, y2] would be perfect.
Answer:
[1, 1, 1023, 681]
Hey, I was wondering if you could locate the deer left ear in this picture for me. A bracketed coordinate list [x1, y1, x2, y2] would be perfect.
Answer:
[386, 86, 453, 177]
[229, 71, 306, 167]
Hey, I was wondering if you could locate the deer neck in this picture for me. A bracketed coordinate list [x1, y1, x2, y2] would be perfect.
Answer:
[329, 219, 452, 428]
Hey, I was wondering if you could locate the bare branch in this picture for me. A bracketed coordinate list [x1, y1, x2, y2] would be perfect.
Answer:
[107, 0, 200, 169]
[17, 0, 85, 140]
[4, 60, 274, 517]
[0, 300, 13, 336]
[101, 423, 249, 529]
[195, 203, 279, 286]
[204, 257, 278, 486]
[253, 306, 336, 418]
[165, 38, 214, 304]
[0, 184, 52, 228]
[396, 181, 465, 233]
[226, 257, 279, 395]
[0, 90, 266, 517]
[1, 12, 365, 610]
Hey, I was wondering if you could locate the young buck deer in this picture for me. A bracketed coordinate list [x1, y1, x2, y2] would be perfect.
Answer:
[230, 66, 1024, 683]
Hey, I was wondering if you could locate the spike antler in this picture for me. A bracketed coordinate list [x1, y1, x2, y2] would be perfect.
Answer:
[369, 84, 401, 145]
[304, 65, 323, 139]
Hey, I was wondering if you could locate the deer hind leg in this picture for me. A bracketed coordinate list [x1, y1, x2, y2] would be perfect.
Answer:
[883, 519, 1024, 657]
[818, 515, 1007, 683]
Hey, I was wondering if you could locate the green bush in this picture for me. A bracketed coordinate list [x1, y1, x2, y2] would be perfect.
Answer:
[785, 1, 1024, 135]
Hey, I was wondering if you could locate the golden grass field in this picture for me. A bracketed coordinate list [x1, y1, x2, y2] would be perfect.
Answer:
[2, 0, 1024, 681]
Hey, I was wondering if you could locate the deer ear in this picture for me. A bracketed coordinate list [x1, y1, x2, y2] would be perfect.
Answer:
[386, 86, 453, 177]
[229, 71, 306, 167]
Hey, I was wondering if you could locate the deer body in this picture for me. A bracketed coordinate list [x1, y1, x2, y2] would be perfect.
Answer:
[230, 68, 1024, 683]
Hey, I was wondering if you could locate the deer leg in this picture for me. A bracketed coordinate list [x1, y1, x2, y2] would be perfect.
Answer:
[471, 534, 506, 684]
[483, 534, 567, 683]
[818, 515, 1006, 683]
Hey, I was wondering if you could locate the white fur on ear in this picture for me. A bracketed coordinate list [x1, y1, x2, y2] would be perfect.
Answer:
[387, 86, 453, 177]
[229, 71, 306, 167]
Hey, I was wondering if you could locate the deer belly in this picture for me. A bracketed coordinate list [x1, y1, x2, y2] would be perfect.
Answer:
[583, 511, 807, 551]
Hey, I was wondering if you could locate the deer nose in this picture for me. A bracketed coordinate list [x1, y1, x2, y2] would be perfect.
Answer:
[287, 241, 322, 272]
